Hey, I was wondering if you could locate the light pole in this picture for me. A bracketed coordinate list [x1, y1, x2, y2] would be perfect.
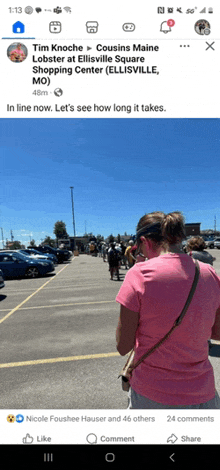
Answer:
[70, 186, 76, 237]
[1, 228, 4, 249]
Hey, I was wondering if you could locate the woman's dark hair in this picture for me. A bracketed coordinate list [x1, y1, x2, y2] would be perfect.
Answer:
[136, 211, 186, 247]
[186, 236, 206, 252]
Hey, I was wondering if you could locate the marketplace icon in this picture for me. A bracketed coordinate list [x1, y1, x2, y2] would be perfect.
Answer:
[86, 21, 98, 33]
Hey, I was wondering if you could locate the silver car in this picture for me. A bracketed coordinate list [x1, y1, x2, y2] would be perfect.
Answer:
[214, 238, 220, 249]
[205, 239, 215, 249]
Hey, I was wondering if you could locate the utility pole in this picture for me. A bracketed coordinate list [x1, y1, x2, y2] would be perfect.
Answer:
[1, 228, 4, 249]
[214, 215, 216, 233]
[70, 187, 76, 237]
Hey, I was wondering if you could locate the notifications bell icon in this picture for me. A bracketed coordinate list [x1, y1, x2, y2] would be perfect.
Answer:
[160, 21, 171, 33]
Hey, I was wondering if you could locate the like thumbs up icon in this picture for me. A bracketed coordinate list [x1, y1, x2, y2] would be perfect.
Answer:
[22, 433, 34, 444]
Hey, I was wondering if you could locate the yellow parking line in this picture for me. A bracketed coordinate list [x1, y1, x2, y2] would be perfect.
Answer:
[0, 264, 70, 325]
[0, 352, 120, 369]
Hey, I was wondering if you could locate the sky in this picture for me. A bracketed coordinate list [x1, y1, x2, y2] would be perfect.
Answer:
[1, 118, 220, 247]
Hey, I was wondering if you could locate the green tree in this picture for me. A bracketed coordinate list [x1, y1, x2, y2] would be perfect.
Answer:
[30, 239, 35, 247]
[42, 236, 56, 247]
[10, 241, 22, 249]
[53, 221, 68, 239]
[96, 234, 104, 242]
[108, 234, 115, 243]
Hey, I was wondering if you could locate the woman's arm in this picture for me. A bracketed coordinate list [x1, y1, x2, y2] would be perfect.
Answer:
[116, 305, 139, 355]
[211, 306, 220, 340]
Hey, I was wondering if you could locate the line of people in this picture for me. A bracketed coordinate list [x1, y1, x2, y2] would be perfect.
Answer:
[106, 240, 146, 281]
[91, 234, 216, 283]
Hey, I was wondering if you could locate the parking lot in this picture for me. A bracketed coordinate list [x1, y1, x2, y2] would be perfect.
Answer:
[0, 250, 220, 409]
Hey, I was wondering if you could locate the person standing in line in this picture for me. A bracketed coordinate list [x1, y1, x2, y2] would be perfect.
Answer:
[120, 242, 127, 269]
[130, 243, 137, 265]
[101, 243, 107, 262]
[116, 211, 220, 409]
[125, 240, 135, 269]
[186, 236, 215, 266]
[108, 243, 120, 280]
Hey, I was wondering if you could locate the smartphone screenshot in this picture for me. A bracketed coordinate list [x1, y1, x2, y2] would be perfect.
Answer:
[0, 1, 220, 467]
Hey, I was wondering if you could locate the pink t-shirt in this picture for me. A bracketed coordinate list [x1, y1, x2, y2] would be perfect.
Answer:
[116, 253, 220, 405]
[11, 48, 25, 57]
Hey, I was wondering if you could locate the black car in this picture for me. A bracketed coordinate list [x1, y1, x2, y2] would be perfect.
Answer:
[28, 245, 71, 264]
[0, 269, 5, 289]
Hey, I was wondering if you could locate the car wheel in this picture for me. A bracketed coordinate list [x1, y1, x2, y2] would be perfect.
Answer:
[26, 267, 39, 278]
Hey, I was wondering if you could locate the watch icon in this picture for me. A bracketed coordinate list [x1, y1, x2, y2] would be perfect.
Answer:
[49, 21, 62, 33]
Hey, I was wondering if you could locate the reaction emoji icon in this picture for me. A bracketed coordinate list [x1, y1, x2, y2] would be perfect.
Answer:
[7, 414, 16, 423]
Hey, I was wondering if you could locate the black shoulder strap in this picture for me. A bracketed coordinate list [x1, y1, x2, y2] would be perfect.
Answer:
[174, 259, 200, 326]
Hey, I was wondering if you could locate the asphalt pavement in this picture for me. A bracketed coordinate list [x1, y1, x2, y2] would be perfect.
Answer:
[0, 249, 220, 409]
[0, 255, 128, 409]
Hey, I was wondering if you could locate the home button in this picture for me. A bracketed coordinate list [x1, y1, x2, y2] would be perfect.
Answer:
[105, 453, 115, 463]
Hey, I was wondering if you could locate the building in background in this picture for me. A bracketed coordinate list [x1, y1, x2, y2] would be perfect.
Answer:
[185, 223, 201, 237]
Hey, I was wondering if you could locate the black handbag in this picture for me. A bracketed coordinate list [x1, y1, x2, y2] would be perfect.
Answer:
[118, 260, 200, 391]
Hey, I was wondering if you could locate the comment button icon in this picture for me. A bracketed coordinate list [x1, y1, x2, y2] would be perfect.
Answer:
[86, 433, 97, 444]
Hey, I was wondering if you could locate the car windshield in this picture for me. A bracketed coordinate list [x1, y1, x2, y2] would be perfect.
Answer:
[11, 252, 28, 260]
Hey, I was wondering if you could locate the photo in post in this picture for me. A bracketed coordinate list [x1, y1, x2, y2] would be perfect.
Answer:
[1, 118, 220, 410]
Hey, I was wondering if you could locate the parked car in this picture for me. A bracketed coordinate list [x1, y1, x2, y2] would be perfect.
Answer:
[0, 269, 5, 289]
[205, 239, 215, 249]
[19, 248, 58, 264]
[202, 236, 215, 249]
[214, 238, 220, 249]
[28, 245, 71, 263]
[0, 252, 54, 278]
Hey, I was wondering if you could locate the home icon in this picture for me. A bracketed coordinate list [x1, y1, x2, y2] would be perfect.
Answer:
[13, 21, 25, 34]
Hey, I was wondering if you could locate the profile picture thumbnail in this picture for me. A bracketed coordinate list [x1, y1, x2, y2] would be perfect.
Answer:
[194, 19, 211, 35]
[7, 42, 28, 63]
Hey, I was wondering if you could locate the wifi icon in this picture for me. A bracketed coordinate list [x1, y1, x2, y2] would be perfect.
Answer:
[64, 6, 71, 13]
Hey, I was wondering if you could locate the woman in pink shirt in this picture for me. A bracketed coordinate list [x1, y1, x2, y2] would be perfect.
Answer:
[116, 211, 220, 408]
